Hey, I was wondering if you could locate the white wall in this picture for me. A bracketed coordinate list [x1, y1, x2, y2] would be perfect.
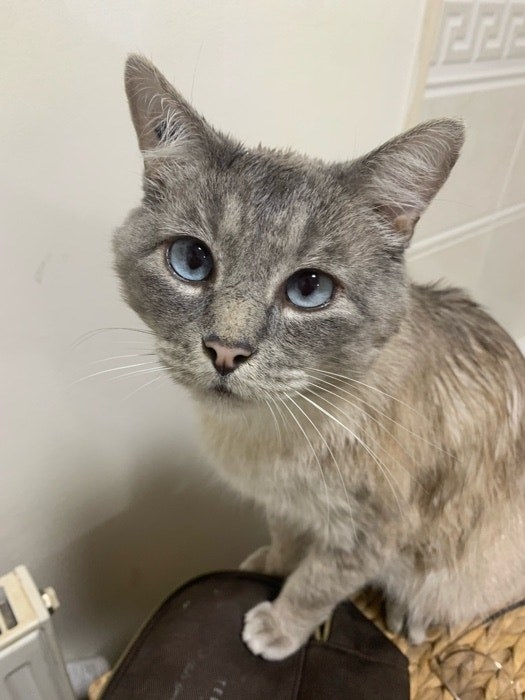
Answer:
[1, 0, 428, 661]
[407, 0, 525, 346]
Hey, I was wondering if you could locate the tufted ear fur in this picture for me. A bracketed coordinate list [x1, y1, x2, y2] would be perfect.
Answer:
[124, 54, 220, 161]
[354, 119, 465, 245]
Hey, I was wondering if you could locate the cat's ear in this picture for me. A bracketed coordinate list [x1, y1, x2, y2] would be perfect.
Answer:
[355, 119, 465, 245]
[124, 54, 215, 158]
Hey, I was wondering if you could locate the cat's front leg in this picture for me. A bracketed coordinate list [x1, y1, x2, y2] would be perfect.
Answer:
[242, 546, 368, 660]
[240, 545, 274, 574]
[240, 516, 311, 577]
[385, 597, 406, 635]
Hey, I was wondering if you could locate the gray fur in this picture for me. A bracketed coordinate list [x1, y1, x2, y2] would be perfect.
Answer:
[114, 55, 525, 659]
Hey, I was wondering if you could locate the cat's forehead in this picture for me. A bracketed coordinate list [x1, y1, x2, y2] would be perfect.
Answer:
[209, 151, 350, 249]
[214, 194, 347, 282]
[217, 189, 311, 244]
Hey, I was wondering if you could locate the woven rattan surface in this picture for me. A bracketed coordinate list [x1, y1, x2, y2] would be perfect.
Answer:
[354, 590, 525, 699]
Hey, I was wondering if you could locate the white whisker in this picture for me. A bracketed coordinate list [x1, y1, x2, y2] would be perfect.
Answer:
[262, 393, 283, 448]
[306, 367, 454, 458]
[306, 367, 423, 416]
[107, 365, 165, 383]
[111, 340, 155, 345]
[268, 393, 291, 447]
[286, 394, 356, 540]
[304, 377, 425, 483]
[71, 327, 154, 350]
[298, 392, 405, 517]
[279, 395, 332, 539]
[90, 353, 156, 364]
[306, 382, 427, 494]
[121, 373, 164, 402]
[70, 360, 161, 386]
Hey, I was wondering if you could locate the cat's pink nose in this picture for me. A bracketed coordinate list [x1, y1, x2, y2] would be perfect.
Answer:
[202, 337, 254, 375]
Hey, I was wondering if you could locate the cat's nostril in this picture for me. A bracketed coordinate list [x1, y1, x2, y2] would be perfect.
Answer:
[202, 340, 217, 364]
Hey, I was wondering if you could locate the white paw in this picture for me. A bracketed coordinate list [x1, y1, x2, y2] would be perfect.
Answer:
[407, 620, 427, 645]
[239, 546, 270, 573]
[242, 601, 304, 661]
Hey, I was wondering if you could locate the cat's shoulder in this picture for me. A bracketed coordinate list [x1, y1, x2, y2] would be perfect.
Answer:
[409, 281, 525, 371]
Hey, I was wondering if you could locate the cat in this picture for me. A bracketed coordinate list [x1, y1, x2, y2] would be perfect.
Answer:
[114, 55, 525, 661]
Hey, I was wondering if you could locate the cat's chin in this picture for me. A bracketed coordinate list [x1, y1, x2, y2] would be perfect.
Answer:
[192, 385, 249, 407]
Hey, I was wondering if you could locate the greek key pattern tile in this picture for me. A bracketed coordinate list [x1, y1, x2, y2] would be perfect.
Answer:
[429, 0, 525, 86]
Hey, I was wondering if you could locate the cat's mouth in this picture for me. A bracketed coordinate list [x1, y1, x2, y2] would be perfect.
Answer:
[198, 380, 244, 403]
[199, 384, 245, 406]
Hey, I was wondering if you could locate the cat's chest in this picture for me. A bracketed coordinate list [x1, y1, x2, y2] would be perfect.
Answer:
[198, 404, 358, 528]
[200, 406, 301, 495]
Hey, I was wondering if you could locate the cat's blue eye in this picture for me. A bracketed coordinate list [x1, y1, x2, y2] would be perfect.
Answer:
[167, 237, 213, 282]
[285, 269, 334, 309]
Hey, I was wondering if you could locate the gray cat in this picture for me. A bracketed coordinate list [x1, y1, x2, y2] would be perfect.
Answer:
[114, 55, 525, 660]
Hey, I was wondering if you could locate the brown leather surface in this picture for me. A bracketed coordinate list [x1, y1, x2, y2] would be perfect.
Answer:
[101, 571, 409, 699]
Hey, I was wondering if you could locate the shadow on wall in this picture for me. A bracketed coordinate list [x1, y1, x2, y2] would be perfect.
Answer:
[51, 447, 266, 662]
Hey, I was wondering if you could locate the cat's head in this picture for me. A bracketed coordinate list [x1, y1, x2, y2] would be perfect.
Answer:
[114, 55, 464, 406]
